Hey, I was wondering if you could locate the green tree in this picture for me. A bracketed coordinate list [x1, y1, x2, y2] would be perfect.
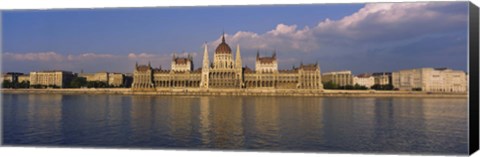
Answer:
[18, 81, 30, 88]
[69, 77, 87, 88]
[371, 84, 394, 90]
[323, 81, 339, 89]
[353, 84, 368, 90]
[86, 81, 109, 88]
[2, 80, 13, 88]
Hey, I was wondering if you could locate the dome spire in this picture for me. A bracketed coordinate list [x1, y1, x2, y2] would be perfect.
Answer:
[221, 31, 226, 43]
[215, 31, 232, 54]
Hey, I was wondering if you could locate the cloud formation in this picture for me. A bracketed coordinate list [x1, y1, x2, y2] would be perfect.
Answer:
[211, 2, 467, 53]
[2, 2, 468, 74]
[2, 52, 180, 73]
[4, 52, 64, 62]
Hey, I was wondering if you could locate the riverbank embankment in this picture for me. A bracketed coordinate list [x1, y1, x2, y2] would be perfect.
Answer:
[0, 88, 468, 98]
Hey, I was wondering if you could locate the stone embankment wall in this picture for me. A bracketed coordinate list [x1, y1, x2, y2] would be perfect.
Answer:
[1, 88, 468, 98]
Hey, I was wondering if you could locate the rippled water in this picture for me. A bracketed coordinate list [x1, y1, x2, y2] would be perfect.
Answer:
[2, 94, 468, 154]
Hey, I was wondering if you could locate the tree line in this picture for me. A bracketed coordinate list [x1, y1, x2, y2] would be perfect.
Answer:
[2, 78, 129, 89]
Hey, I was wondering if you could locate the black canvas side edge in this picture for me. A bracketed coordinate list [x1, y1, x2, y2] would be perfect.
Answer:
[469, 1, 480, 155]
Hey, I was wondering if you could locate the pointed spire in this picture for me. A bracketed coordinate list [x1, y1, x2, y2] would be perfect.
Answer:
[148, 61, 151, 67]
[256, 49, 260, 60]
[135, 61, 138, 68]
[273, 49, 277, 58]
[221, 31, 226, 43]
[236, 44, 242, 69]
[202, 42, 210, 69]
[172, 52, 176, 60]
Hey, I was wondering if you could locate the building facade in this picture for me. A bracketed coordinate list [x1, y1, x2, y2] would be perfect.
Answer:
[392, 68, 467, 92]
[79, 72, 108, 82]
[29, 70, 75, 88]
[79, 72, 125, 87]
[321, 70, 353, 86]
[18, 75, 30, 83]
[1, 72, 30, 88]
[132, 34, 323, 90]
[108, 73, 125, 87]
[353, 74, 375, 88]
[2, 73, 17, 83]
[372, 72, 392, 85]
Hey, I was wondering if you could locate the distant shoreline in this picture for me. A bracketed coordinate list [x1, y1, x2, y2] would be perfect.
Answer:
[0, 88, 468, 98]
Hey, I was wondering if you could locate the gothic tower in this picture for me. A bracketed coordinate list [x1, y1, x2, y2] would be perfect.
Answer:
[200, 42, 210, 88]
[235, 44, 243, 87]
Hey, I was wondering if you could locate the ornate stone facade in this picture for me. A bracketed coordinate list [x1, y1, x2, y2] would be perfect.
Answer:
[132, 34, 323, 91]
[131, 63, 155, 89]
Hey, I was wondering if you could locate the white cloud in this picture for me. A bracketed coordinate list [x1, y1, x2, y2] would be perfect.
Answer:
[4, 52, 121, 62]
[3, 52, 183, 73]
[127, 53, 157, 59]
[314, 2, 466, 41]
[210, 24, 317, 53]
[67, 53, 116, 61]
[210, 2, 466, 53]
[4, 52, 64, 62]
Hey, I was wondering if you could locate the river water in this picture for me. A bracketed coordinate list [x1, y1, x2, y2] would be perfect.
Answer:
[2, 94, 468, 154]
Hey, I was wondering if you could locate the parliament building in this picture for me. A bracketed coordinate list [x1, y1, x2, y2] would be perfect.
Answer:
[131, 34, 323, 90]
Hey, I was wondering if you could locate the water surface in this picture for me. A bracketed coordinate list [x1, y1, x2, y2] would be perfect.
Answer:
[2, 94, 468, 154]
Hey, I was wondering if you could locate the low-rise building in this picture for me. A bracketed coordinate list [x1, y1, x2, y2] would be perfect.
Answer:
[353, 73, 375, 88]
[322, 70, 353, 86]
[392, 68, 467, 92]
[1, 72, 24, 83]
[108, 73, 125, 87]
[78, 72, 109, 82]
[18, 75, 30, 83]
[30, 70, 75, 88]
[372, 72, 392, 85]
[79, 72, 126, 87]
[2, 73, 13, 83]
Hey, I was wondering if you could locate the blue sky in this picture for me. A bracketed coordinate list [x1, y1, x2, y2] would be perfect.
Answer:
[1, 2, 469, 74]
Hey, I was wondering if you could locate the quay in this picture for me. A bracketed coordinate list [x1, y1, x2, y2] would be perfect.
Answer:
[1, 88, 468, 98]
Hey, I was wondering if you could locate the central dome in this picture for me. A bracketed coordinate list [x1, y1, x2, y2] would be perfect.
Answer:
[215, 34, 232, 54]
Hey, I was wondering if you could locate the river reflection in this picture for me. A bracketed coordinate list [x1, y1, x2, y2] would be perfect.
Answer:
[2, 94, 468, 154]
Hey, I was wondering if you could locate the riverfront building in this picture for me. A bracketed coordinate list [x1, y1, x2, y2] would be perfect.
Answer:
[353, 74, 375, 88]
[29, 70, 75, 88]
[321, 70, 353, 86]
[79, 72, 126, 87]
[392, 68, 467, 92]
[1, 72, 24, 83]
[372, 72, 392, 85]
[18, 75, 30, 83]
[132, 34, 323, 90]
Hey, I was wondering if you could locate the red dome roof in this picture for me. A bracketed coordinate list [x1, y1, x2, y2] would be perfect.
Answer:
[215, 34, 232, 54]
